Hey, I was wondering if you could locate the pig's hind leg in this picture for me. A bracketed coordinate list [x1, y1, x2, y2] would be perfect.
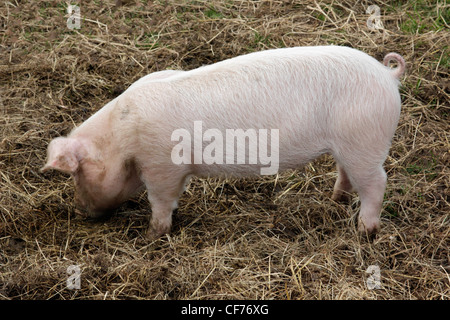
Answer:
[331, 163, 354, 202]
[333, 152, 387, 234]
[353, 165, 386, 234]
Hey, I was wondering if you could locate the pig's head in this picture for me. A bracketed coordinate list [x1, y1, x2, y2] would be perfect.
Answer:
[41, 136, 142, 218]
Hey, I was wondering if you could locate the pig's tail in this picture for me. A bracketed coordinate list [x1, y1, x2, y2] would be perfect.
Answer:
[383, 53, 406, 79]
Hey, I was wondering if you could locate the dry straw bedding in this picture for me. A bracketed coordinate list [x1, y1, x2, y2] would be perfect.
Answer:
[0, 0, 449, 299]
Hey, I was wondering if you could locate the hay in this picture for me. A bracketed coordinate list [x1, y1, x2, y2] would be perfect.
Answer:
[0, 0, 449, 299]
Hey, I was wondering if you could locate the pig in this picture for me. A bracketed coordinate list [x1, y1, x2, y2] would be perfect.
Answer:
[41, 46, 405, 239]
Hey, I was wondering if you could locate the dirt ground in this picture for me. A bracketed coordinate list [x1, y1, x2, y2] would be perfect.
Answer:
[0, 0, 449, 299]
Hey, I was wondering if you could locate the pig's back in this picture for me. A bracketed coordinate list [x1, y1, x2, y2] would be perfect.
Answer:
[161, 45, 398, 126]
[127, 46, 401, 174]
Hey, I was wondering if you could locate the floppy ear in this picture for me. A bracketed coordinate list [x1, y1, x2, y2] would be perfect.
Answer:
[40, 137, 84, 175]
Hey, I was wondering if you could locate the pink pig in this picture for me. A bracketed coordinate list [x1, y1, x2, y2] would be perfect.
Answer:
[41, 46, 405, 239]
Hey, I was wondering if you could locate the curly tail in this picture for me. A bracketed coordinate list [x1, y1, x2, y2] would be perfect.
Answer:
[383, 53, 406, 79]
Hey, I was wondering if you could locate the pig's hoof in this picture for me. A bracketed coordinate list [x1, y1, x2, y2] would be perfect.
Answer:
[358, 217, 380, 234]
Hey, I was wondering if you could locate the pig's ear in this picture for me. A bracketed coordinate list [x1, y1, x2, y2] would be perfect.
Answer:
[40, 137, 84, 175]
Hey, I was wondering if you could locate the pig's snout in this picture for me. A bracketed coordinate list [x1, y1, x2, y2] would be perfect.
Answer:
[74, 206, 89, 218]
[74, 204, 112, 219]
[74, 193, 89, 216]
[74, 193, 112, 219]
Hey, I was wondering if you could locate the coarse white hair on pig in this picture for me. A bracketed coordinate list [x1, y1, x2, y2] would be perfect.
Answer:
[41, 46, 405, 239]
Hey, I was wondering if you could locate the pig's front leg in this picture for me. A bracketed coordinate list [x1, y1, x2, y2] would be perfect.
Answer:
[141, 167, 188, 240]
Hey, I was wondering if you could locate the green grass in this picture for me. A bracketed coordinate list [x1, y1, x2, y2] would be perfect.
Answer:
[253, 31, 271, 46]
[405, 155, 438, 181]
[399, 0, 449, 33]
[437, 45, 449, 69]
[204, 7, 224, 19]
